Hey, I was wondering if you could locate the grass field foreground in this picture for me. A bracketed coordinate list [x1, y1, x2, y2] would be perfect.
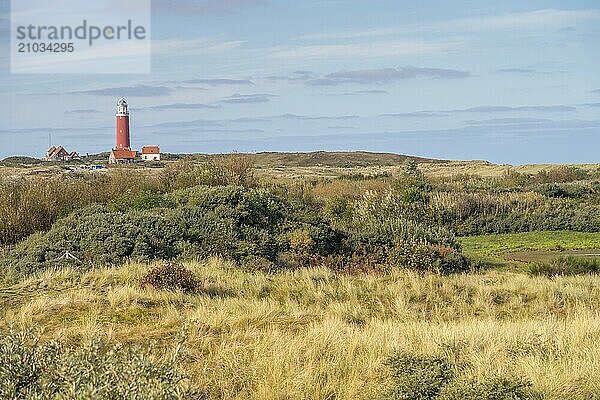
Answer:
[2, 259, 600, 399]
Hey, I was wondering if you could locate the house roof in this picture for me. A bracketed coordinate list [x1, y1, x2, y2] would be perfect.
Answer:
[142, 146, 160, 154]
[47, 146, 69, 158]
[110, 148, 137, 159]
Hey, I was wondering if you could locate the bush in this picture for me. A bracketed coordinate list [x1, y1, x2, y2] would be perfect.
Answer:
[323, 196, 353, 223]
[0, 328, 200, 399]
[528, 256, 600, 276]
[9, 205, 181, 276]
[7, 186, 350, 277]
[381, 350, 537, 400]
[382, 352, 454, 400]
[140, 262, 201, 293]
[388, 240, 471, 274]
[242, 256, 277, 273]
[439, 376, 535, 400]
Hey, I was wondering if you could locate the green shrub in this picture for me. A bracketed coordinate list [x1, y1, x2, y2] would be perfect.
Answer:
[9, 205, 181, 276]
[439, 376, 536, 400]
[140, 262, 201, 293]
[381, 350, 537, 400]
[382, 352, 454, 400]
[351, 216, 460, 250]
[388, 240, 471, 274]
[528, 256, 600, 276]
[0, 156, 42, 166]
[242, 256, 277, 273]
[7, 186, 350, 276]
[537, 184, 571, 198]
[0, 328, 200, 399]
[323, 196, 353, 222]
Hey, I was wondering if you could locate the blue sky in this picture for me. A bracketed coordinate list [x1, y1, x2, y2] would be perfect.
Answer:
[1, 0, 600, 163]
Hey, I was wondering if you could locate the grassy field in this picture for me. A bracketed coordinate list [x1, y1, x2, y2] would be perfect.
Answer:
[461, 231, 600, 268]
[2, 259, 600, 399]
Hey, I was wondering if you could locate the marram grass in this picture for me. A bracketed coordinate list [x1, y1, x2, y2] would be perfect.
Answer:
[1, 258, 600, 399]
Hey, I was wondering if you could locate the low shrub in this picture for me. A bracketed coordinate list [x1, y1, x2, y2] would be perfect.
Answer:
[140, 262, 201, 293]
[381, 350, 537, 400]
[0, 328, 200, 399]
[528, 256, 600, 276]
[382, 352, 454, 400]
[387, 240, 471, 274]
[323, 196, 353, 223]
[241, 256, 277, 273]
[439, 376, 536, 400]
[9, 205, 181, 276]
[8, 186, 349, 277]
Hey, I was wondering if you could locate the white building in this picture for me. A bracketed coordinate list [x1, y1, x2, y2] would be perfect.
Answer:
[141, 146, 160, 161]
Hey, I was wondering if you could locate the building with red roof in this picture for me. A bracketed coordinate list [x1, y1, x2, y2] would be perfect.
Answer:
[141, 145, 160, 161]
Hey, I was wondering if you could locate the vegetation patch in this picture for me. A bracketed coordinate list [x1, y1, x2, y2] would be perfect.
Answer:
[140, 262, 202, 293]
[381, 350, 537, 400]
[382, 351, 454, 399]
[0, 328, 200, 399]
[528, 256, 600, 277]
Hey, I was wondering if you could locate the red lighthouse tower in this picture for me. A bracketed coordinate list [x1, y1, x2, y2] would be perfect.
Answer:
[116, 97, 130, 149]
[109, 97, 137, 164]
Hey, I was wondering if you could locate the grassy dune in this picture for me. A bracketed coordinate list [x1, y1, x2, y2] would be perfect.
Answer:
[2, 259, 600, 399]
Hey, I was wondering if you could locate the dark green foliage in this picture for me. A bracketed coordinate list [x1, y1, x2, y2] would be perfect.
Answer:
[140, 262, 201, 293]
[381, 351, 537, 400]
[8, 186, 350, 276]
[0, 328, 200, 399]
[537, 184, 571, 198]
[387, 240, 471, 274]
[528, 256, 600, 276]
[0, 156, 42, 166]
[439, 376, 535, 400]
[450, 201, 600, 235]
[382, 352, 454, 399]
[537, 183, 593, 199]
[323, 196, 353, 223]
[9, 205, 181, 276]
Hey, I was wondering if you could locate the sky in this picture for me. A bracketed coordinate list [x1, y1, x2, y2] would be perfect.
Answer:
[1, 0, 600, 164]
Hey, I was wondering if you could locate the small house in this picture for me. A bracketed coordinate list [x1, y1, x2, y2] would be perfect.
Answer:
[141, 146, 160, 161]
[109, 148, 137, 164]
[45, 146, 80, 161]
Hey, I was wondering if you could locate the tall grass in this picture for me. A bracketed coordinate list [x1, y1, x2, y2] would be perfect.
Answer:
[2, 260, 600, 399]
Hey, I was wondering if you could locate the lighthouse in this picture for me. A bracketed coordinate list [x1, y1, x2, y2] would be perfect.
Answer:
[115, 97, 131, 149]
[109, 97, 137, 164]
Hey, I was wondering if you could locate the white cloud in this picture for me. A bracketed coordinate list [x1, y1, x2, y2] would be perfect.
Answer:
[296, 9, 600, 41]
[269, 39, 456, 60]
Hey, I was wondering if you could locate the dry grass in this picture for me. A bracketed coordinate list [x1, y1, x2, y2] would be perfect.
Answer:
[2, 259, 600, 399]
